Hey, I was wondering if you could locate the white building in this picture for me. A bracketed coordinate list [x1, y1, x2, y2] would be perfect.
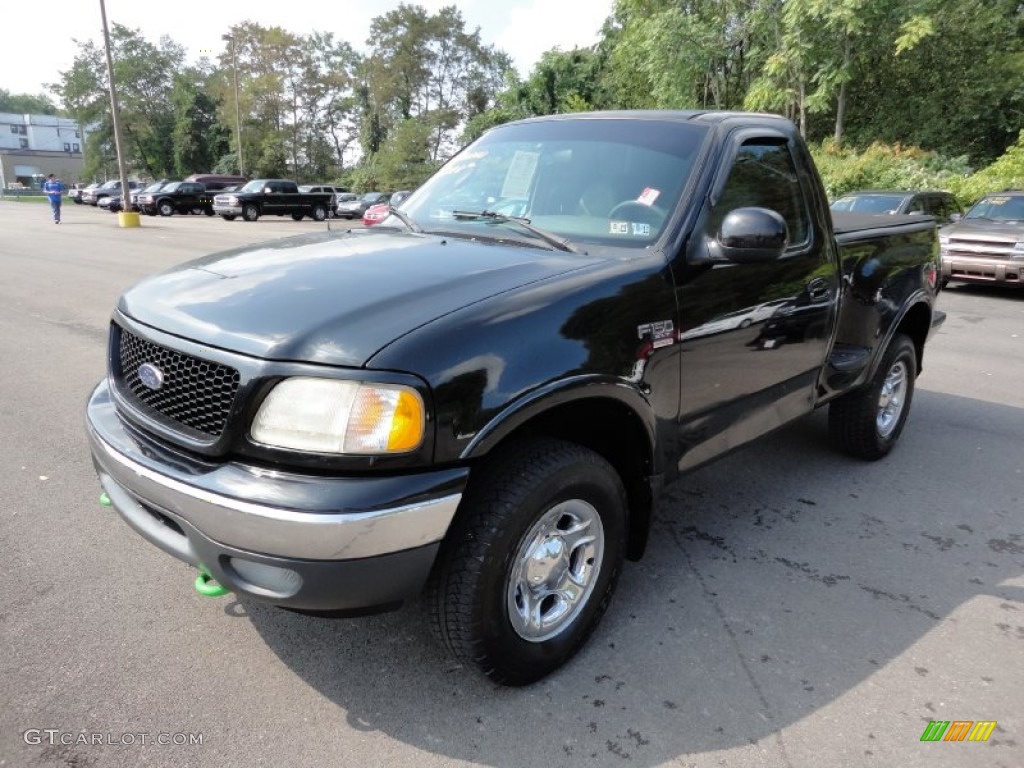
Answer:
[0, 113, 87, 189]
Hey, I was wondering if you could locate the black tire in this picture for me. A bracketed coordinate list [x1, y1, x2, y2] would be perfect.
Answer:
[242, 204, 260, 222]
[739, 318, 753, 329]
[204, 208, 214, 216]
[829, 333, 917, 460]
[291, 213, 304, 221]
[221, 214, 236, 221]
[311, 204, 327, 222]
[427, 438, 627, 686]
[158, 200, 174, 217]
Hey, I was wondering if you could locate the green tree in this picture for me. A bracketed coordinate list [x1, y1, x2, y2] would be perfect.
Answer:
[0, 89, 59, 115]
[53, 25, 186, 178]
[171, 70, 228, 176]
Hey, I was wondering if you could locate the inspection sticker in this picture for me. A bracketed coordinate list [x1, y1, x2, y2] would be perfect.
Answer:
[631, 222, 651, 236]
[637, 187, 661, 206]
[610, 221, 630, 235]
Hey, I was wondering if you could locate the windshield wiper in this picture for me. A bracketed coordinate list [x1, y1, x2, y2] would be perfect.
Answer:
[386, 206, 422, 232]
[450, 210, 578, 253]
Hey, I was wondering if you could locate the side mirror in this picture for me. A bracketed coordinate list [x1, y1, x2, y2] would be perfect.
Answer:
[949, 213, 962, 223]
[264, 187, 273, 194]
[709, 207, 789, 264]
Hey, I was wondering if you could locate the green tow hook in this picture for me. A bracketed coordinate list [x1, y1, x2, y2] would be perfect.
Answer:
[99, 492, 112, 507]
[194, 565, 230, 598]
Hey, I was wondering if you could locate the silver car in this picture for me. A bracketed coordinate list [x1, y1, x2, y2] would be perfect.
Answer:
[939, 191, 1024, 287]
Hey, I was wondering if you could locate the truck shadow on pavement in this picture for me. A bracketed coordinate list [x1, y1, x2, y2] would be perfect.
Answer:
[243, 389, 1024, 767]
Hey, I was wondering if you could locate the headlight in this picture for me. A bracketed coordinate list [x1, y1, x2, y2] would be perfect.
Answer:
[938, 235, 950, 246]
[1014, 241, 1024, 253]
[251, 378, 425, 454]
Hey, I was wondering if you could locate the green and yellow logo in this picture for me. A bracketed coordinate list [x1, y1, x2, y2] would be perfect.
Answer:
[920, 721, 997, 742]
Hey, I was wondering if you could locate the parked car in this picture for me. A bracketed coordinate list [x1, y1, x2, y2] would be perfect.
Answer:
[300, 185, 350, 218]
[830, 190, 962, 223]
[138, 181, 214, 217]
[82, 180, 144, 206]
[939, 190, 1024, 287]
[86, 109, 943, 686]
[131, 180, 169, 212]
[68, 183, 93, 204]
[362, 203, 390, 226]
[334, 192, 357, 216]
[337, 191, 390, 219]
[390, 189, 413, 207]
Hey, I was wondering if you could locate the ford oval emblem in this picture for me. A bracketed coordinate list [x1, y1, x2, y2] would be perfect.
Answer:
[138, 362, 165, 390]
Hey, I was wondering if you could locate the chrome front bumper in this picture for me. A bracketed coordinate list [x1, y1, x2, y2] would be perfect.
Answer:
[86, 380, 467, 609]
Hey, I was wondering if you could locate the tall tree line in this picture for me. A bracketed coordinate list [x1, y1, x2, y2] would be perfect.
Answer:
[40, 0, 1023, 186]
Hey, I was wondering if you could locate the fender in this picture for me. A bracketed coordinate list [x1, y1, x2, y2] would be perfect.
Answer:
[461, 374, 659, 469]
[865, 289, 932, 381]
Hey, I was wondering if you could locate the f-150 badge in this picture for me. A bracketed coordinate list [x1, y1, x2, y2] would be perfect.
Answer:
[637, 320, 675, 348]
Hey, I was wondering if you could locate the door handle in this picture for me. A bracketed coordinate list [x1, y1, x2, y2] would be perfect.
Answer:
[807, 277, 831, 301]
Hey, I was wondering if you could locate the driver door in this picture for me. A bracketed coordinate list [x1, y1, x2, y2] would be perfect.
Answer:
[672, 131, 838, 471]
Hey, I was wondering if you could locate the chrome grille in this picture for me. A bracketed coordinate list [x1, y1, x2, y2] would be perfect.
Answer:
[116, 325, 240, 437]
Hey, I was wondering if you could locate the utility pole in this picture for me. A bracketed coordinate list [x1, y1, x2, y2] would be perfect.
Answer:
[99, 0, 137, 225]
[222, 33, 244, 176]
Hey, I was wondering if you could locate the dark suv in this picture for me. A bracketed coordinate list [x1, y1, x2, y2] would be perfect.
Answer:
[830, 190, 962, 223]
[138, 181, 214, 216]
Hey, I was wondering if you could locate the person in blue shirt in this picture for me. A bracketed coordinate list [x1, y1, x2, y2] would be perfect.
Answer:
[43, 173, 64, 224]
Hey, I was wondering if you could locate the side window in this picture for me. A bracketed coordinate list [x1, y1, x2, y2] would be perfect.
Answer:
[711, 139, 809, 247]
[907, 197, 926, 214]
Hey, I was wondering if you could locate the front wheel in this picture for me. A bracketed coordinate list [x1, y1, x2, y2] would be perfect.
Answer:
[291, 213, 304, 221]
[158, 201, 174, 217]
[242, 204, 259, 222]
[829, 333, 917, 460]
[427, 438, 627, 685]
[221, 214, 236, 221]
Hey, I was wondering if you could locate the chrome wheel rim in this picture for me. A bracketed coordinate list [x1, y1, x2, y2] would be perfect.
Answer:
[507, 499, 604, 642]
[877, 359, 908, 438]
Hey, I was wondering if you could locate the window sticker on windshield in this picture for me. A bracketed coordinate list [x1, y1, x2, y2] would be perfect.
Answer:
[610, 221, 629, 235]
[500, 151, 539, 199]
[637, 187, 661, 206]
[989, 196, 1010, 205]
[631, 222, 651, 236]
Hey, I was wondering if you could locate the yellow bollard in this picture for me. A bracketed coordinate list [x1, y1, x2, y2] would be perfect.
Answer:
[118, 211, 141, 228]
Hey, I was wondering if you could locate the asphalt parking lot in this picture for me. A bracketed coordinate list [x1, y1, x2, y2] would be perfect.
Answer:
[1, 201, 1021, 768]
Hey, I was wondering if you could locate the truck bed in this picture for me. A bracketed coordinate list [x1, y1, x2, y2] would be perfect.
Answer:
[831, 211, 937, 240]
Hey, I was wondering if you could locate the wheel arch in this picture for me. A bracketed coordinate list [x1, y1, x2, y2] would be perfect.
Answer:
[892, 299, 931, 376]
[460, 382, 658, 561]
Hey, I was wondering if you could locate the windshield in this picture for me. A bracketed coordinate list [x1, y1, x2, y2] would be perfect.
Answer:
[830, 194, 908, 214]
[241, 180, 267, 193]
[361, 192, 386, 203]
[965, 194, 1024, 222]
[401, 118, 707, 249]
[141, 182, 164, 193]
[160, 182, 181, 193]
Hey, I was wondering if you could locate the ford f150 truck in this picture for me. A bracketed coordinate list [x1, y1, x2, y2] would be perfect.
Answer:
[87, 111, 942, 685]
[213, 179, 334, 222]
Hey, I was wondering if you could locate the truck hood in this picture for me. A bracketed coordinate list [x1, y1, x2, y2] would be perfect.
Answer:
[119, 229, 597, 366]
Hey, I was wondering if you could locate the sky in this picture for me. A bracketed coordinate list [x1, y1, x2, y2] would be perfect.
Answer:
[6, 0, 616, 99]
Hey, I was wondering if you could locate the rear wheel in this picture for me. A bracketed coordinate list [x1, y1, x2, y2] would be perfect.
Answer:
[204, 208, 214, 216]
[291, 213, 304, 221]
[829, 333, 917, 459]
[221, 214, 236, 221]
[242, 204, 260, 222]
[311, 204, 327, 221]
[427, 438, 627, 685]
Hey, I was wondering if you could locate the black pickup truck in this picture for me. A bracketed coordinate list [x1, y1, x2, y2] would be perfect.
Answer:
[212, 179, 334, 222]
[86, 111, 942, 685]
